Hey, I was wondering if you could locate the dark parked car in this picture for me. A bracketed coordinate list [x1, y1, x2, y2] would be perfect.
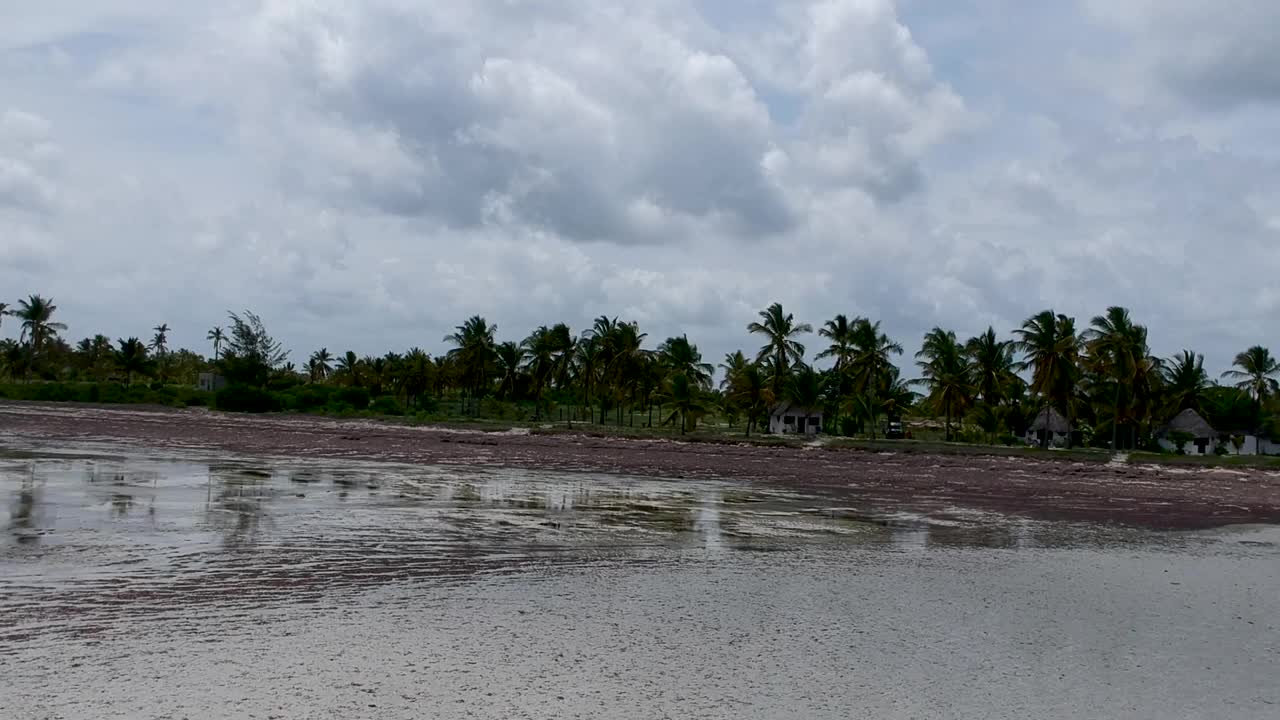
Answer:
[885, 419, 905, 439]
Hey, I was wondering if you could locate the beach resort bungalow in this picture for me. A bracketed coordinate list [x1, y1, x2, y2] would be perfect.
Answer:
[1229, 433, 1280, 456]
[1026, 407, 1071, 447]
[769, 402, 823, 436]
[197, 372, 228, 393]
[1157, 408, 1217, 456]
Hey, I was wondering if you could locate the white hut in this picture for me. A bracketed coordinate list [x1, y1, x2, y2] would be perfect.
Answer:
[1026, 407, 1070, 447]
[769, 402, 823, 435]
[1157, 408, 1217, 456]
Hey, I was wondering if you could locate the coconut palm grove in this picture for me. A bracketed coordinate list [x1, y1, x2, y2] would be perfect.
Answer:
[1, 293, 1277, 452]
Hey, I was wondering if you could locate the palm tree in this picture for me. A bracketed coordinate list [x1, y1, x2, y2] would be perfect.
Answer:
[444, 316, 498, 414]
[965, 327, 1017, 406]
[402, 348, 434, 408]
[605, 321, 649, 425]
[1163, 350, 1209, 415]
[816, 314, 858, 371]
[719, 351, 750, 389]
[1085, 307, 1151, 450]
[148, 323, 171, 383]
[849, 318, 903, 439]
[662, 373, 708, 435]
[818, 314, 861, 427]
[1013, 310, 1081, 447]
[494, 341, 526, 400]
[13, 294, 67, 360]
[150, 323, 170, 356]
[547, 323, 577, 392]
[574, 334, 601, 422]
[726, 361, 772, 436]
[523, 326, 557, 418]
[747, 303, 812, 391]
[786, 365, 825, 410]
[308, 348, 333, 382]
[658, 335, 713, 390]
[914, 328, 973, 441]
[335, 350, 362, 387]
[1222, 346, 1280, 404]
[115, 337, 150, 386]
[207, 327, 226, 361]
[0, 302, 8, 331]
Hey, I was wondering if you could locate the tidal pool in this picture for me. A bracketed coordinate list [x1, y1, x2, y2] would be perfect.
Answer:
[2, 439, 1278, 719]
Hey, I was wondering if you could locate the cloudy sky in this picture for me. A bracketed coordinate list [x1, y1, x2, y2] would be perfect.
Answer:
[2, 0, 1278, 375]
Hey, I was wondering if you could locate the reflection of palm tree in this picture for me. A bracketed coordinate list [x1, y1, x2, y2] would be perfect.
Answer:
[10, 474, 38, 543]
[206, 466, 275, 546]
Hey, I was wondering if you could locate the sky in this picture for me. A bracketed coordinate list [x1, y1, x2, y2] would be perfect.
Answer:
[2, 0, 1278, 377]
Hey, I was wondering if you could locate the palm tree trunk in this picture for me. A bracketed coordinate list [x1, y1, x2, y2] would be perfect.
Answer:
[1111, 382, 1121, 451]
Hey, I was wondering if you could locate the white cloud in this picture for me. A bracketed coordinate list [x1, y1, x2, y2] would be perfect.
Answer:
[0, 0, 1276, 379]
[1082, 0, 1280, 109]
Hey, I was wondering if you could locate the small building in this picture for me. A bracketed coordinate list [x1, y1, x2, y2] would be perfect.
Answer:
[769, 402, 823, 436]
[1026, 407, 1071, 447]
[1229, 433, 1280, 456]
[1157, 409, 1217, 455]
[197, 373, 228, 393]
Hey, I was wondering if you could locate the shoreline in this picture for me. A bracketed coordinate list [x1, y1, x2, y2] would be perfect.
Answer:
[3, 401, 1279, 530]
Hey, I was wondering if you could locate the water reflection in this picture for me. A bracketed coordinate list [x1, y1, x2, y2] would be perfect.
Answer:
[205, 465, 277, 547]
[1, 441, 1254, 645]
[8, 469, 39, 545]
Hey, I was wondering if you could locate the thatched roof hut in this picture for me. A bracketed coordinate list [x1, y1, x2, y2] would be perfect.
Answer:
[1159, 408, 1216, 439]
[1029, 407, 1070, 434]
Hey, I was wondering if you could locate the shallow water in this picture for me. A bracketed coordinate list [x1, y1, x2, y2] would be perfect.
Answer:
[2, 439, 1278, 719]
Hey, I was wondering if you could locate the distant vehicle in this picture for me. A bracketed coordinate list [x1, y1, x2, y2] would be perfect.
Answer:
[885, 418, 906, 440]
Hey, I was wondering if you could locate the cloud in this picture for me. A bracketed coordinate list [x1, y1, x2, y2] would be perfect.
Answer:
[1083, 0, 1280, 109]
[0, 0, 1276, 380]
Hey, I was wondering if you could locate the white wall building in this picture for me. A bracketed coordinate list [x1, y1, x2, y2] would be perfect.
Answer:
[769, 403, 822, 435]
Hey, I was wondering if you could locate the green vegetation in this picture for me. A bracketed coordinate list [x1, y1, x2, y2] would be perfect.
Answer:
[0, 381, 211, 407]
[1, 293, 1278, 461]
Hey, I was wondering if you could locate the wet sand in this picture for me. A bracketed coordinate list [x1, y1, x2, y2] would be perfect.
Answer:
[2, 438, 1278, 719]
[3, 402, 1280, 528]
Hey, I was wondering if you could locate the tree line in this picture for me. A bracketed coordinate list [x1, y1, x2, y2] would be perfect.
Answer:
[3, 294, 1278, 447]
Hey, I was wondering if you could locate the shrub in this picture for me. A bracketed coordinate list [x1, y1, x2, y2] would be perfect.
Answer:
[284, 385, 333, 412]
[214, 385, 281, 413]
[1169, 430, 1194, 455]
[369, 396, 404, 416]
[335, 387, 370, 410]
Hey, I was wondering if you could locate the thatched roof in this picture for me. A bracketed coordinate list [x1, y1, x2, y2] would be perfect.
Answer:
[1160, 408, 1216, 439]
[1029, 407, 1070, 433]
[770, 402, 821, 417]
